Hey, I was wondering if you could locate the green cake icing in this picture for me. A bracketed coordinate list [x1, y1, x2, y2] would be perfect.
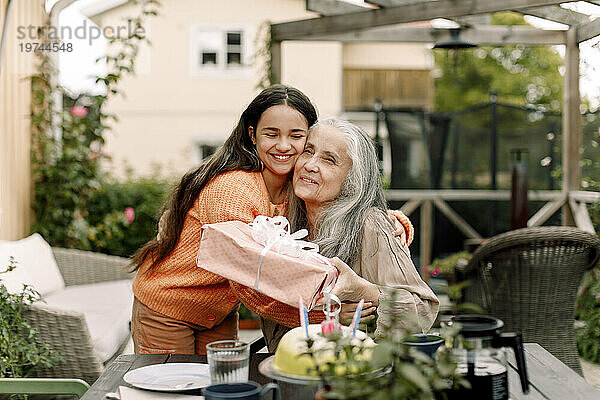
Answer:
[273, 324, 375, 376]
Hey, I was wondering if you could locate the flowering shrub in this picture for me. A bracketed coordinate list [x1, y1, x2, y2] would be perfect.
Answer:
[307, 291, 468, 400]
[125, 207, 136, 224]
[576, 268, 600, 363]
[85, 178, 171, 257]
[575, 199, 600, 362]
[70, 106, 89, 118]
[422, 251, 472, 281]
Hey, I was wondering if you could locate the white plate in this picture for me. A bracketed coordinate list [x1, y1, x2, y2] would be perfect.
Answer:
[258, 355, 392, 386]
[123, 363, 211, 392]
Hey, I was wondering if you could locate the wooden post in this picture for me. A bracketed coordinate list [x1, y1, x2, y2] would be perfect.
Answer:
[561, 28, 580, 226]
[270, 40, 281, 85]
[420, 200, 433, 268]
[510, 149, 529, 229]
[490, 91, 498, 235]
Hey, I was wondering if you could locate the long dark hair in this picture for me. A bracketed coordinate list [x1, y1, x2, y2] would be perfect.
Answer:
[130, 85, 317, 272]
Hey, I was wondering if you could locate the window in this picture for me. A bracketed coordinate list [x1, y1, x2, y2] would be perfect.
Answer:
[195, 30, 220, 68]
[199, 144, 219, 160]
[191, 142, 221, 166]
[202, 52, 217, 65]
[190, 24, 253, 76]
[226, 32, 242, 65]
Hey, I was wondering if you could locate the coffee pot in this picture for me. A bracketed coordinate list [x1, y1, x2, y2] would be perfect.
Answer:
[447, 315, 529, 400]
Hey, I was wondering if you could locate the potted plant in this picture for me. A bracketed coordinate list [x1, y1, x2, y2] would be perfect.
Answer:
[307, 292, 469, 400]
[423, 251, 472, 285]
[0, 257, 62, 379]
[403, 334, 445, 358]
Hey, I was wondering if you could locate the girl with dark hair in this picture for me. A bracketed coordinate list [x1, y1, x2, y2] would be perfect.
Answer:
[130, 85, 320, 354]
[130, 86, 379, 355]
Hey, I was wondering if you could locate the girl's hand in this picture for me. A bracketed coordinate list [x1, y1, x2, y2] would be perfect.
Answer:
[387, 209, 413, 247]
[339, 302, 377, 325]
[392, 223, 407, 245]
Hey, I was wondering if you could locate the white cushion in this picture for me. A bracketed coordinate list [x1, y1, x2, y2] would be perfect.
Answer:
[0, 233, 65, 296]
[43, 279, 133, 363]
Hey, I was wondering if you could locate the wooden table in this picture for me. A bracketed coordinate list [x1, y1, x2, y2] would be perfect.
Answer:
[81, 344, 600, 400]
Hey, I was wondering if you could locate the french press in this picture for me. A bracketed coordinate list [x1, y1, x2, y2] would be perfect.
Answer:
[447, 315, 529, 400]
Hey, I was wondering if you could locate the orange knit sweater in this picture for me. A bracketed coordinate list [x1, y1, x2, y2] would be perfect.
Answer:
[132, 170, 324, 329]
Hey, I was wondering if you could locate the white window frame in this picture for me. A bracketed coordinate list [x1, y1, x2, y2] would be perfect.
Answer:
[189, 23, 254, 78]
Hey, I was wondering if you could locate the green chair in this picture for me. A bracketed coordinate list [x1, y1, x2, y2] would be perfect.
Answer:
[0, 378, 90, 398]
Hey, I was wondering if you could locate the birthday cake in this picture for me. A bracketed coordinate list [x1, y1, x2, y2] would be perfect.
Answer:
[273, 323, 375, 377]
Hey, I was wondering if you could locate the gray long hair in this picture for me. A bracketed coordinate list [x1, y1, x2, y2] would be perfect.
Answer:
[288, 118, 387, 264]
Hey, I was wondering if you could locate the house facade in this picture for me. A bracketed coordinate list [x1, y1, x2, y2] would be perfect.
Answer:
[0, 0, 46, 240]
[88, 0, 434, 179]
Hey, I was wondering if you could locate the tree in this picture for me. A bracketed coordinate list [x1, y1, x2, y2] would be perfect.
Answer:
[434, 12, 564, 113]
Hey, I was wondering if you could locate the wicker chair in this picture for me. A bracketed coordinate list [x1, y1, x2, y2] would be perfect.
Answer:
[24, 247, 132, 385]
[456, 226, 600, 376]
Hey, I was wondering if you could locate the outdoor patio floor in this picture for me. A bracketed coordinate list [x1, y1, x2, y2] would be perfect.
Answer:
[582, 359, 600, 391]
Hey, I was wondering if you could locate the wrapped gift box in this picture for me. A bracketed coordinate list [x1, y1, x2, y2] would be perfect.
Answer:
[197, 219, 337, 310]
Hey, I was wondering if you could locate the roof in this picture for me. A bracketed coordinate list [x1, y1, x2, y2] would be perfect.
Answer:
[271, 0, 600, 45]
[78, 0, 129, 18]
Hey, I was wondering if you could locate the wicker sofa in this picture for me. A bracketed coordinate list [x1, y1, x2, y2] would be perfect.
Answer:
[24, 247, 133, 385]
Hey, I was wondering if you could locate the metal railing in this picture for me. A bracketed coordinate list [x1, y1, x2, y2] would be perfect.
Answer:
[383, 189, 600, 266]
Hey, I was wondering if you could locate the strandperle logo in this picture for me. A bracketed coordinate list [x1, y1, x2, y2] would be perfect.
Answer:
[17, 19, 146, 46]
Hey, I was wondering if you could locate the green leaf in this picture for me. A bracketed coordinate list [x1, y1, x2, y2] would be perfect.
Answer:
[398, 364, 431, 392]
[456, 303, 485, 314]
[409, 348, 433, 364]
[370, 342, 394, 370]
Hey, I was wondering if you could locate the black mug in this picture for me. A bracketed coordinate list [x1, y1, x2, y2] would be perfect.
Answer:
[203, 381, 279, 400]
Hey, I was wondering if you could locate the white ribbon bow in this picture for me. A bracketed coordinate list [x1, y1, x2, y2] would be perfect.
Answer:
[249, 215, 332, 291]
[323, 293, 342, 322]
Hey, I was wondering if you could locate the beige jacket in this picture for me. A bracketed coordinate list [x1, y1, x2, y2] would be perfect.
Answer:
[355, 208, 439, 336]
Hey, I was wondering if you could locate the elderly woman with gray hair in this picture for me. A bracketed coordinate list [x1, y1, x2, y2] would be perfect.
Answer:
[261, 118, 439, 351]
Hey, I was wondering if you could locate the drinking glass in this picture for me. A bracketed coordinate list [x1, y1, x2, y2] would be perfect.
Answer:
[206, 340, 250, 384]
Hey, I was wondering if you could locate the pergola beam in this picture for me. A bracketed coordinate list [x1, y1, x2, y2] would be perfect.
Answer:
[562, 27, 581, 225]
[453, 14, 493, 26]
[268, 0, 592, 231]
[515, 5, 589, 26]
[577, 18, 600, 42]
[272, 0, 564, 40]
[294, 24, 566, 45]
[271, 41, 281, 84]
[307, 0, 373, 16]
[370, 0, 494, 26]
[368, 0, 420, 6]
